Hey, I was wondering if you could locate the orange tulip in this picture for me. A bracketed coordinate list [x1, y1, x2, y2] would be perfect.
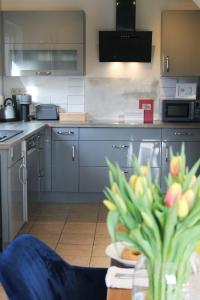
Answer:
[140, 165, 148, 177]
[170, 156, 182, 177]
[165, 182, 182, 208]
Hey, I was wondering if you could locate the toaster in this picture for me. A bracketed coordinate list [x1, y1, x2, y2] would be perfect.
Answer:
[36, 104, 58, 120]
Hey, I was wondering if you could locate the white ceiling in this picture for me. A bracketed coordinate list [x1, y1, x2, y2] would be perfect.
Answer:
[193, 0, 200, 7]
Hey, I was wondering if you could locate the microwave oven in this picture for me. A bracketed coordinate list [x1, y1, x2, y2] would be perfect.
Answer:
[162, 99, 200, 122]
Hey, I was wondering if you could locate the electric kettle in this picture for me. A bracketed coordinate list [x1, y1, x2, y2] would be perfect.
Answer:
[4, 98, 17, 121]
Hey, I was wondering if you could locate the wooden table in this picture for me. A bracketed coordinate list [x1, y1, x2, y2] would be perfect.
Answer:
[107, 288, 131, 300]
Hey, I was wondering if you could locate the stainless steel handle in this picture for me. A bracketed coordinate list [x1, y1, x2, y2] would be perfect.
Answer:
[174, 132, 192, 136]
[122, 170, 129, 174]
[72, 146, 75, 161]
[36, 71, 52, 76]
[57, 131, 74, 136]
[112, 145, 129, 149]
[19, 163, 27, 185]
[166, 56, 170, 72]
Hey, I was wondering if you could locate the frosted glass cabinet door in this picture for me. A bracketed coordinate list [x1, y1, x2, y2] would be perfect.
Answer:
[5, 43, 84, 76]
[51, 44, 84, 76]
[5, 43, 52, 76]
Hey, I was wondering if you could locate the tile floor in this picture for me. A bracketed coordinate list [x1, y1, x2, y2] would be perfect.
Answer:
[0, 202, 111, 299]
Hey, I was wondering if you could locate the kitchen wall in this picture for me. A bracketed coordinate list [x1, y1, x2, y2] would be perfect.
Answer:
[2, 0, 199, 121]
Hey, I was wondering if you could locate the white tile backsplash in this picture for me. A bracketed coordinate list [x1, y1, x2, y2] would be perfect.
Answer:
[4, 76, 85, 113]
[68, 95, 84, 105]
[68, 105, 84, 112]
[68, 86, 84, 95]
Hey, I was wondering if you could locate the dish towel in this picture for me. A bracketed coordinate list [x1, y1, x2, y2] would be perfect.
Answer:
[105, 266, 148, 289]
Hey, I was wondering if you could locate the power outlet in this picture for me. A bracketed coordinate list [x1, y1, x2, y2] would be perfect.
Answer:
[11, 88, 27, 95]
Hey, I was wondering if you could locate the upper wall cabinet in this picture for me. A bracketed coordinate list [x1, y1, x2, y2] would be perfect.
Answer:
[161, 10, 200, 77]
[3, 11, 85, 76]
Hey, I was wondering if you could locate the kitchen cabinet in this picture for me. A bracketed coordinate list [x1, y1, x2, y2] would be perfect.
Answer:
[79, 128, 161, 193]
[161, 10, 200, 76]
[3, 11, 85, 76]
[52, 128, 79, 192]
[8, 154, 25, 241]
[161, 128, 200, 188]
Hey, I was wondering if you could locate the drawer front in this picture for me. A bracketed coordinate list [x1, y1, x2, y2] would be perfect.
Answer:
[162, 128, 200, 141]
[80, 128, 161, 141]
[79, 167, 160, 193]
[52, 128, 79, 141]
[79, 141, 161, 168]
[8, 142, 22, 167]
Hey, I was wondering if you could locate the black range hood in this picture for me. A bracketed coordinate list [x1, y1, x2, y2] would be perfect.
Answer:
[99, 0, 152, 62]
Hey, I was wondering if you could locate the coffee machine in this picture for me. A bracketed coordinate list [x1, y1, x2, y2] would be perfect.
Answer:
[12, 94, 32, 121]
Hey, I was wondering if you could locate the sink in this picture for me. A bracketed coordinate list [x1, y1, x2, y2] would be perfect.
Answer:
[0, 130, 24, 142]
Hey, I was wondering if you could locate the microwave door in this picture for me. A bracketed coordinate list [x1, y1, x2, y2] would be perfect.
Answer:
[162, 101, 194, 122]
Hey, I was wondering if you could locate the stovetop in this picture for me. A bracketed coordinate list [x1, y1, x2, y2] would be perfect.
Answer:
[0, 130, 24, 142]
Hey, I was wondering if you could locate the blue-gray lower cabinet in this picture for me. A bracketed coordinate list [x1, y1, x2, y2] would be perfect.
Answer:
[79, 167, 160, 193]
[162, 141, 200, 189]
[79, 141, 161, 168]
[52, 141, 79, 192]
[8, 157, 24, 240]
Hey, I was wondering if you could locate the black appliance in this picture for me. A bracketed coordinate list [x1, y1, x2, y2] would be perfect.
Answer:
[99, 0, 152, 62]
[162, 99, 200, 122]
[13, 94, 32, 121]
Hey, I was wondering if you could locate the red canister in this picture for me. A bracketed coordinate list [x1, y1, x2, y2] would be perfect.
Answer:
[139, 99, 154, 123]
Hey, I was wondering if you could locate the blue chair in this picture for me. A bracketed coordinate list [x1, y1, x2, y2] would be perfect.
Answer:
[0, 234, 107, 300]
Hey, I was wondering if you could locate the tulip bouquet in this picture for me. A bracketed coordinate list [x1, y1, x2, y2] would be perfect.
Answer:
[104, 145, 200, 300]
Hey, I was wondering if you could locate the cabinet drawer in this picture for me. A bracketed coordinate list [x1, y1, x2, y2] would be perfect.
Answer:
[79, 167, 160, 193]
[162, 128, 200, 141]
[79, 128, 161, 141]
[79, 141, 161, 168]
[52, 128, 79, 141]
[8, 142, 22, 167]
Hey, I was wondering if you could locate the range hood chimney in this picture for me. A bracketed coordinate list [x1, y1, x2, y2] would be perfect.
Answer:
[99, 0, 152, 63]
[116, 0, 136, 31]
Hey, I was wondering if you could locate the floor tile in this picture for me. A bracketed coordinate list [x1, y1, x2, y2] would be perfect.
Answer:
[90, 256, 110, 268]
[56, 244, 93, 257]
[94, 234, 111, 245]
[92, 244, 107, 257]
[61, 256, 90, 267]
[63, 223, 96, 234]
[34, 215, 66, 224]
[67, 212, 98, 223]
[59, 233, 94, 245]
[30, 222, 64, 235]
[96, 223, 108, 235]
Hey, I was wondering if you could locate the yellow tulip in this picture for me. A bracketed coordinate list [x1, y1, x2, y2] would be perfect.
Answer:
[183, 189, 195, 206]
[103, 200, 116, 211]
[140, 165, 148, 177]
[135, 176, 147, 197]
[112, 182, 119, 195]
[165, 182, 182, 208]
[170, 156, 182, 177]
[177, 197, 189, 219]
[189, 175, 197, 188]
[129, 175, 137, 189]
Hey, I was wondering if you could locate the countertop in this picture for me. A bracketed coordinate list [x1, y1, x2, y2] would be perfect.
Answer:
[1, 120, 200, 149]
